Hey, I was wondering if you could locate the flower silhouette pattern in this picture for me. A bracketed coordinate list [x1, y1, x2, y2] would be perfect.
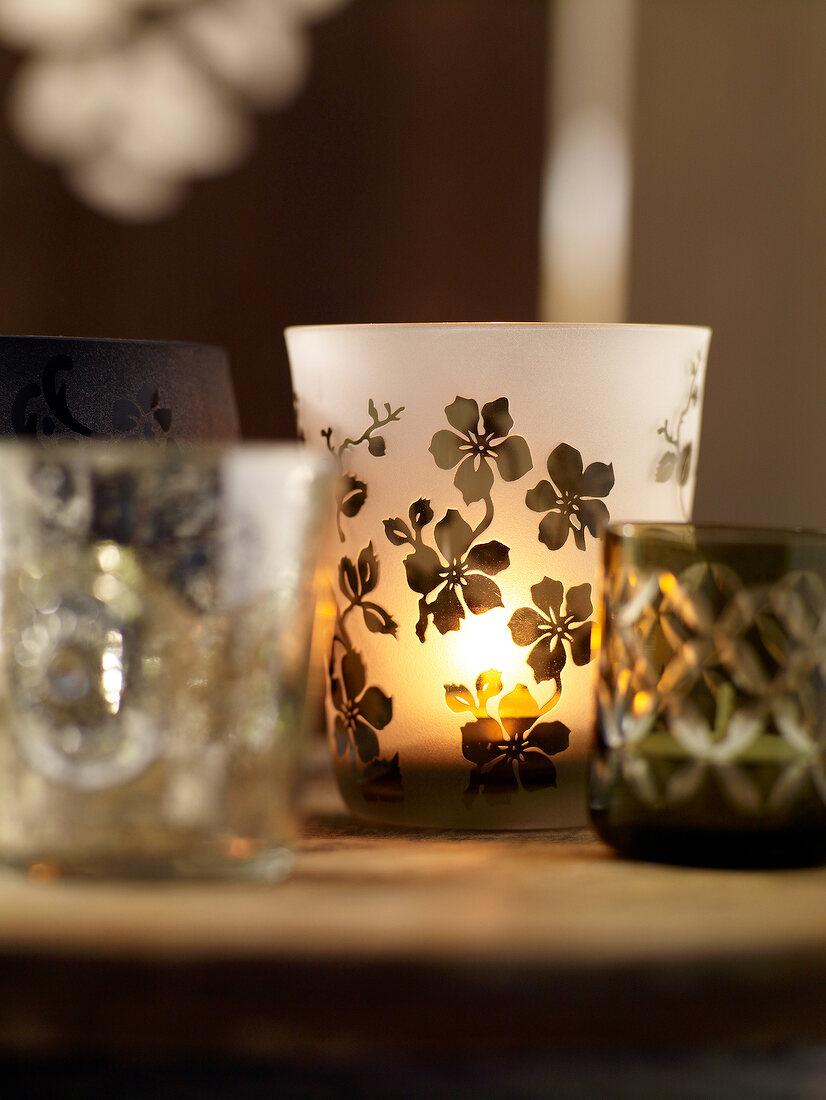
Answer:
[384, 501, 509, 641]
[507, 577, 594, 689]
[445, 670, 570, 805]
[113, 383, 173, 441]
[331, 647, 393, 764]
[11, 357, 178, 446]
[318, 375, 700, 815]
[429, 395, 533, 505]
[526, 442, 614, 551]
[11, 354, 94, 440]
[386, 395, 532, 643]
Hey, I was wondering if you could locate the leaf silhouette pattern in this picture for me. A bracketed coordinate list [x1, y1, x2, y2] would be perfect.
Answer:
[329, 544, 402, 801]
[320, 404, 404, 800]
[322, 400, 404, 541]
[655, 352, 703, 518]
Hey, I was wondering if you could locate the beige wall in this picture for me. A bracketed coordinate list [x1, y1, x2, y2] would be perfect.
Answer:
[630, 0, 826, 528]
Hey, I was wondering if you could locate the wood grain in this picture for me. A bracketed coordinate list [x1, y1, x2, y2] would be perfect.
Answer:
[0, 772, 824, 1058]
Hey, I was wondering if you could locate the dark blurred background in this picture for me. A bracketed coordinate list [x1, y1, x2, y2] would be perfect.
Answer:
[0, 0, 824, 528]
[0, 0, 548, 440]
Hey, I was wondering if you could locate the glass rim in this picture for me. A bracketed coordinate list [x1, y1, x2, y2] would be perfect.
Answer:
[0, 438, 331, 466]
[0, 335, 227, 352]
[284, 321, 712, 337]
[605, 520, 826, 545]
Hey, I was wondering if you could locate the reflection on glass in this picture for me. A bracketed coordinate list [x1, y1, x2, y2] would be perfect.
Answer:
[0, 442, 332, 879]
[592, 522, 826, 866]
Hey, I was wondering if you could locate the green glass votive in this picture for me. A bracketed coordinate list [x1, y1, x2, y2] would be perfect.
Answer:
[591, 523, 826, 865]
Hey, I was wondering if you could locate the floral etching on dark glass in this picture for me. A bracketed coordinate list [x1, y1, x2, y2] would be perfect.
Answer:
[113, 382, 173, 441]
[11, 353, 179, 445]
[12, 355, 94, 439]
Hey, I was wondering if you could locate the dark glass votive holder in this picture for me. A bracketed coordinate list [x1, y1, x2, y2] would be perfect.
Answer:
[591, 523, 826, 866]
[0, 336, 238, 443]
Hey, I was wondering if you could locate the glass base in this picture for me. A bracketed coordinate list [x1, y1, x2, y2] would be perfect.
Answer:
[5, 842, 295, 882]
[590, 814, 826, 868]
[590, 746, 826, 867]
[332, 755, 590, 830]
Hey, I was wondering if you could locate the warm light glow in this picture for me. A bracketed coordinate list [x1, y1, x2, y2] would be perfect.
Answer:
[227, 836, 255, 860]
[28, 861, 59, 881]
[442, 610, 526, 687]
[590, 618, 602, 661]
[659, 572, 678, 596]
[632, 690, 654, 717]
[617, 667, 633, 696]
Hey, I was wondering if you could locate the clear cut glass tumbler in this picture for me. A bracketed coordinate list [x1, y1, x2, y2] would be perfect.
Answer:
[0, 442, 332, 879]
[591, 522, 826, 865]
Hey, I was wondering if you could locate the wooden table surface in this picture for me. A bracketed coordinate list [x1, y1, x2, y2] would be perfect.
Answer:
[1, 762, 826, 1062]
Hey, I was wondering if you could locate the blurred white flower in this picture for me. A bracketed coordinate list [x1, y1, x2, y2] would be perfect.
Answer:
[0, 0, 131, 53]
[68, 153, 189, 222]
[177, 0, 310, 108]
[1, 0, 350, 220]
